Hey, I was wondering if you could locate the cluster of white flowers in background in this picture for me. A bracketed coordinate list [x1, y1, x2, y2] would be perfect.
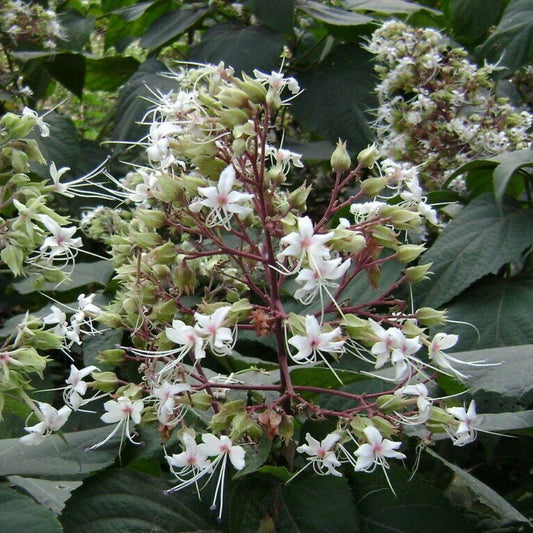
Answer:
[366, 20, 532, 190]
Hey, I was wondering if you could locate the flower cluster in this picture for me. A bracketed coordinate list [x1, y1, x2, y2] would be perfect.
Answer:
[3, 63, 494, 517]
[366, 20, 532, 190]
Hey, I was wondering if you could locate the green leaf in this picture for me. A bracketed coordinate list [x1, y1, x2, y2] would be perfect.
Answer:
[480, 410, 533, 433]
[476, 0, 533, 72]
[447, 0, 505, 48]
[0, 426, 120, 478]
[350, 466, 474, 532]
[493, 149, 533, 206]
[29, 113, 80, 179]
[230, 473, 359, 532]
[246, 0, 296, 34]
[290, 367, 368, 393]
[60, 469, 220, 532]
[110, 1, 157, 21]
[57, 9, 95, 51]
[414, 194, 533, 308]
[457, 344, 533, 405]
[7, 476, 82, 514]
[190, 23, 286, 75]
[426, 448, 530, 524]
[291, 43, 376, 151]
[444, 273, 533, 350]
[296, 0, 373, 26]
[343, 0, 440, 14]
[0, 485, 62, 533]
[13, 260, 113, 294]
[139, 7, 208, 51]
[44, 53, 86, 98]
[85, 56, 140, 91]
[233, 437, 272, 479]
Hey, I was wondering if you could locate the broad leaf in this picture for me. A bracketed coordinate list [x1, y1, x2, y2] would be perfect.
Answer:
[139, 7, 208, 51]
[85, 56, 140, 91]
[0, 426, 120, 478]
[426, 448, 530, 524]
[291, 43, 376, 151]
[297, 0, 373, 26]
[480, 410, 533, 433]
[447, 0, 505, 48]
[343, 0, 439, 14]
[493, 149, 533, 206]
[230, 473, 359, 532]
[476, 0, 533, 72]
[414, 194, 533, 308]
[190, 23, 286, 75]
[57, 9, 95, 51]
[290, 367, 368, 393]
[60, 469, 220, 532]
[0, 485, 62, 533]
[30, 113, 80, 179]
[110, 1, 157, 21]
[44, 53, 86, 98]
[444, 273, 533, 350]
[350, 467, 474, 532]
[247, 0, 296, 34]
[458, 345, 533, 406]
[7, 476, 82, 514]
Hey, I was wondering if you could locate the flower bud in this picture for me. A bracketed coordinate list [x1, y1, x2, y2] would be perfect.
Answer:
[129, 231, 162, 249]
[238, 74, 267, 104]
[401, 320, 426, 338]
[330, 139, 351, 172]
[357, 143, 379, 169]
[426, 406, 454, 432]
[397, 244, 425, 263]
[375, 394, 406, 413]
[172, 260, 198, 295]
[136, 209, 166, 229]
[360, 177, 388, 197]
[266, 88, 281, 110]
[405, 263, 433, 284]
[416, 307, 447, 326]
[287, 183, 311, 210]
[97, 348, 125, 367]
[1, 113, 35, 138]
[28, 330, 62, 350]
[372, 225, 398, 247]
[232, 138, 247, 157]
[218, 87, 250, 109]
[92, 371, 119, 392]
[370, 416, 396, 438]
[1, 245, 24, 276]
[219, 108, 250, 128]
[340, 314, 374, 343]
[330, 229, 366, 253]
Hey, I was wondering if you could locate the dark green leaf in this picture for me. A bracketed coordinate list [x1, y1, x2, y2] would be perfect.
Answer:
[297, 0, 373, 26]
[85, 56, 140, 91]
[476, 0, 533, 72]
[447, 0, 505, 48]
[60, 469, 220, 532]
[0, 426, 120, 478]
[44, 53, 86, 98]
[139, 7, 208, 51]
[480, 410, 533, 433]
[231, 473, 359, 532]
[0, 485, 62, 533]
[110, 1, 157, 21]
[7, 476, 82, 514]
[457, 344, 533, 405]
[414, 194, 533, 308]
[57, 9, 95, 51]
[190, 23, 286, 75]
[493, 149, 533, 206]
[29, 113, 80, 179]
[343, 0, 440, 14]
[290, 367, 368, 393]
[426, 448, 530, 524]
[233, 437, 272, 478]
[246, 0, 295, 34]
[444, 273, 533, 350]
[291, 43, 376, 151]
[350, 466, 474, 532]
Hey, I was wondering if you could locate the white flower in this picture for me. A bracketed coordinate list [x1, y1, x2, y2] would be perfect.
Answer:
[22, 107, 50, 137]
[446, 400, 481, 446]
[295, 432, 342, 477]
[253, 69, 300, 95]
[20, 402, 71, 445]
[152, 381, 191, 426]
[189, 165, 253, 229]
[166, 433, 212, 489]
[89, 396, 144, 450]
[194, 306, 234, 356]
[164, 319, 206, 364]
[36, 214, 82, 266]
[353, 426, 406, 472]
[63, 364, 100, 410]
[199, 433, 246, 471]
[395, 383, 432, 424]
[369, 320, 404, 369]
[49, 162, 72, 196]
[288, 315, 344, 364]
[277, 216, 333, 270]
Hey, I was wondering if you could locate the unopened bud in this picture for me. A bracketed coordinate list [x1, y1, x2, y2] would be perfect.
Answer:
[397, 244, 425, 263]
[287, 183, 311, 210]
[92, 371, 119, 392]
[330, 139, 351, 172]
[416, 307, 448, 326]
[360, 177, 388, 197]
[405, 263, 433, 284]
[357, 143, 379, 169]
[172, 260, 198, 295]
[97, 349, 125, 367]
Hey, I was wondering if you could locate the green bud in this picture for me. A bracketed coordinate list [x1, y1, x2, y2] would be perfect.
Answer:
[340, 314, 374, 343]
[416, 307, 448, 326]
[229, 298, 253, 322]
[28, 330, 62, 350]
[116, 383, 143, 400]
[150, 299, 177, 322]
[279, 413, 294, 444]
[426, 406, 454, 432]
[402, 320, 426, 338]
[357, 143, 380, 168]
[15, 347, 49, 378]
[238, 74, 267, 103]
[330, 229, 366, 253]
[1, 113, 36, 138]
[266, 165, 286, 186]
[387, 208, 422, 229]
[397, 244, 425, 263]
[330, 139, 351, 172]
[98, 311, 123, 328]
[232, 138, 247, 157]
[287, 183, 311, 210]
[1, 245, 24, 276]
[157, 174, 183, 202]
[172, 260, 198, 295]
[180, 392, 211, 410]
[97, 349, 126, 367]
[11, 148, 29, 172]
[360, 177, 388, 197]
[370, 416, 396, 438]
[92, 371, 119, 392]
[266, 88, 281, 110]
[129, 231, 162, 249]
[136, 209, 166, 229]
[405, 263, 433, 284]
[219, 108, 250, 128]
[218, 87, 250, 109]
[372, 225, 398, 247]
[375, 394, 406, 413]
[152, 264, 170, 279]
